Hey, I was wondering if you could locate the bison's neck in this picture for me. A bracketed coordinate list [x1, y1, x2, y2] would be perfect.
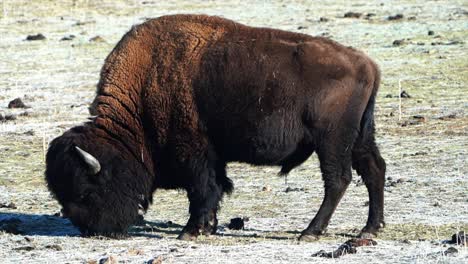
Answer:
[89, 25, 156, 174]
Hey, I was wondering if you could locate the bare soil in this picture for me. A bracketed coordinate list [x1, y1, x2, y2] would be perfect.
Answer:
[0, 0, 467, 263]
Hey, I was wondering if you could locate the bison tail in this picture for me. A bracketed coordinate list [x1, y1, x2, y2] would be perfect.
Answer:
[357, 67, 380, 145]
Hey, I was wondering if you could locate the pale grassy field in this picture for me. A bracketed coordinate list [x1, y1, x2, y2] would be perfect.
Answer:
[0, 0, 467, 263]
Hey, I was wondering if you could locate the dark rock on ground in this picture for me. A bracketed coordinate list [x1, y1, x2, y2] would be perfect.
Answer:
[0, 202, 17, 209]
[319, 17, 329, 22]
[388, 14, 404, 20]
[444, 247, 459, 256]
[89, 35, 105, 42]
[45, 244, 63, 251]
[228, 217, 247, 230]
[8, 98, 28, 108]
[393, 39, 406, 46]
[1, 113, 18, 121]
[13, 246, 36, 251]
[438, 114, 457, 120]
[428, 30, 435, 36]
[431, 40, 464, 46]
[99, 255, 117, 264]
[25, 33, 46, 41]
[285, 187, 306, 192]
[60, 35, 76, 41]
[365, 13, 376, 19]
[400, 90, 411, 98]
[344, 12, 362, 18]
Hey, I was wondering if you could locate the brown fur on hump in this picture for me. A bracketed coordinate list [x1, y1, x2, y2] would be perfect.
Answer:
[88, 14, 376, 165]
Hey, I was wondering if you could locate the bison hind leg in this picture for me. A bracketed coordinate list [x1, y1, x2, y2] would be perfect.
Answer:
[352, 138, 386, 238]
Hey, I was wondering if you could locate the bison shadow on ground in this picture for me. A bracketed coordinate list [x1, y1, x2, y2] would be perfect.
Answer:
[0, 212, 186, 238]
[0, 212, 80, 237]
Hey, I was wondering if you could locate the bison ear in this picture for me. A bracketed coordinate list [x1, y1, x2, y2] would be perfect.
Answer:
[75, 146, 101, 175]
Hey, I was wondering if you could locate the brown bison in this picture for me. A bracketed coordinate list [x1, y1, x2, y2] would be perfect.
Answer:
[46, 14, 386, 241]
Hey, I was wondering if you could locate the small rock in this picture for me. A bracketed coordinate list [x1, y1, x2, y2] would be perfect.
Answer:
[2, 114, 18, 122]
[99, 255, 117, 264]
[407, 16, 417, 20]
[402, 239, 411, 244]
[13, 246, 35, 251]
[400, 90, 411, 98]
[45, 244, 63, 251]
[344, 12, 362, 18]
[24, 130, 35, 136]
[297, 26, 307, 30]
[262, 186, 271, 192]
[0, 202, 17, 209]
[428, 30, 435, 36]
[388, 14, 404, 20]
[285, 187, 305, 192]
[444, 247, 458, 256]
[228, 217, 245, 230]
[25, 33, 46, 41]
[438, 114, 456, 120]
[385, 94, 393, 98]
[60, 35, 75, 41]
[365, 13, 376, 19]
[319, 17, 329, 22]
[24, 236, 33, 242]
[411, 115, 425, 122]
[432, 202, 441, 207]
[392, 39, 406, 46]
[8, 98, 28, 108]
[89, 36, 105, 43]
[74, 20, 95, 26]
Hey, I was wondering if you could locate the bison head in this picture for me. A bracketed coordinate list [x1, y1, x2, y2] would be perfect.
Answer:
[45, 125, 150, 237]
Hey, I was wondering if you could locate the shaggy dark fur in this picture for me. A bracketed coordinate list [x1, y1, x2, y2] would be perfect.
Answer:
[45, 14, 386, 240]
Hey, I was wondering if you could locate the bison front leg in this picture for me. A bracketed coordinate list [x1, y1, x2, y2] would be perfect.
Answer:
[177, 151, 228, 241]
[299, 135, 353, 241]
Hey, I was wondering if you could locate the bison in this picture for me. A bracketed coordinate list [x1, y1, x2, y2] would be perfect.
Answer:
[45, 14, 386, 241]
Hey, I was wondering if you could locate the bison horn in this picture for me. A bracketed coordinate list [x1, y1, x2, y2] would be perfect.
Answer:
[75, 146, 101, 175]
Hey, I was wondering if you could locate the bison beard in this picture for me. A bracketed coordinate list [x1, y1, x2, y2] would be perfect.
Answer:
[45, 14, 386, 240]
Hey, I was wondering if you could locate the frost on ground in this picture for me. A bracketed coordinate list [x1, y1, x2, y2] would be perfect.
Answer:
[0, 0, 467, 263]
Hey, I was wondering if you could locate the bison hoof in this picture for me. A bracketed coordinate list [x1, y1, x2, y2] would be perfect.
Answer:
[177, 232, 198, 241]
[298, 234, 320, 242]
